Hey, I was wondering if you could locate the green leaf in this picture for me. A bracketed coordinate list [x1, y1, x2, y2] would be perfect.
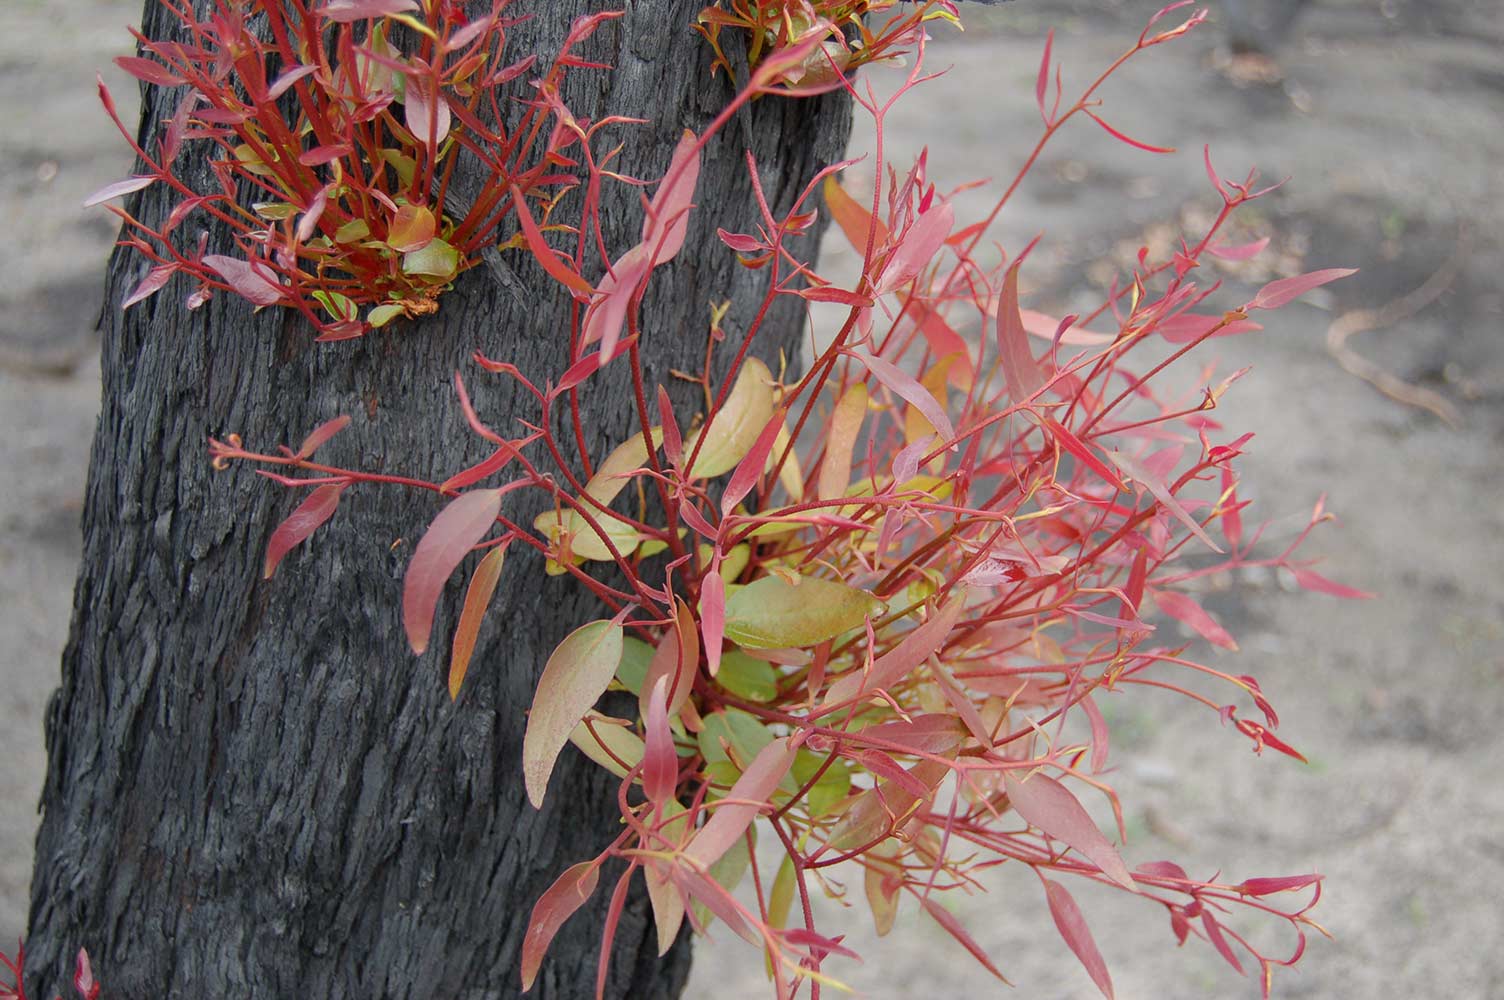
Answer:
[334, 218, 372, 243]
[611, 636, 655, 695]
[723, 574, 886, 649]
[367, 303, 405, 328]
[791, 750, 852, 818]
[311, 289, 358, 322]
[685, 358, 775, 479]
[402, 237, 459, 279]
[523, 620, 624, 807]
[697, 708, 773, 770]
[716, 650, 777, 702]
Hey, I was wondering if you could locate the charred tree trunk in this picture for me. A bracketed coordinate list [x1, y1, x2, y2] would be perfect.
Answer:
[24, 2, 851, 996]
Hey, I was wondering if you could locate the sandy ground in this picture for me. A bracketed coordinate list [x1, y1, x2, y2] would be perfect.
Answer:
[2, 1, 1500, 997]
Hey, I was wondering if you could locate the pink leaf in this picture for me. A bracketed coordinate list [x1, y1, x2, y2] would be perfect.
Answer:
[299, 144, 351, 167]
[1292, 568, 1375, 599]
[122, 264, 177, 308]
[1035, 29, 1054, 123]
[202, 254, 285, 307]
[824, 591, 965, 706]
[1041, 417, 1124, 489]
[642, 677, 677, 805]
[862, 352, 955, 444]
[1106, 449, 1223, 553]
[1084, 109, 1175, 153]
[402, 488, 502, 654]
[1152, 589, 1238, 650]
[523, 620, 624, 807]
[1003, 770, 1134, 889]
[263, 483, 346, 578]
[583, 244, 650, 360]
[295, 414, 352, 459]
[520, 861, 600, 991]
[997, 264, 1046, 404]
[1206, 236, 1270, 261]
[321, 0, 418, 22]
[404, 73, 451, 150]
[297, 184, 332, 243]
[720, 411, 784, 516]
[874, 202, 953, 296]
[1081, 694, 1110, 773]
[1044, 879, 1115, 999]
[114, 55, 185, 87]
[267, 63, 317, 101]
[1246, 268, 1357, 310]
[1157, 312, 1262, 344]
[83, 175, 154, 207]
[73, 947, 99, 1000]
[642, 129, 700, 266]
[699, 570, 725, 677]
[641, 598, 699, 720]
[684, 737, 797, 869]
[920, 896, 1009, 981]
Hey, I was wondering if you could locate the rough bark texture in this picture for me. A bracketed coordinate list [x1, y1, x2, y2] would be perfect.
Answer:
[24, 2, 851, 996]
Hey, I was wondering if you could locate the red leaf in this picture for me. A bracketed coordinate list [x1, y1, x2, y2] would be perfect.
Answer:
[510, 184, 593, 295]
[1157, 312, 1262, 344]
[1201, 911, 1246, 975]
[684, 737, 797, 869]
[1044, 879, 1115, 999]
[402, 488, 502, 654]
[797, 284, 872, 307]
[1081, 694, 1110, 774]
[1035, 29, 1055, 123]
[1084, 109, 1175, 153]
[298, 144, 351, 166]
[824, 591, 965, 706]
[640, 598, 699, 720]
[448, 542, 507, 699]
[122, 264, 177, 308]
[1235, 873, 1322, 897]
[73, 947, 99, 1000]
[1106, 449, 1223, 553]
[295, 414, 352, 459]
[203, 254, 284, 307]
[823, 175, 890, 257]
[914, 305, 974, 388]
[1041, 417, 1124, 489]
[267, 64, 317, 101]
[720, 411, 784, 516]
[83, 175, 154, 207]
[1292, 568, 1374, 599]
[920, 896, 1009, 982]
[1152, 589, 1238, 650]
[114, 55, 184, 87]
[1246, 268, 1357, 310]
[997, 264, 1046, 405]
[555, 335, 637, 395]
[520, 861, 601, 991]
[862, 351, 955, 444]
[642, 129, 700, 265]
[1003, 770, 1134, 889]
[263, 483, 346, 578]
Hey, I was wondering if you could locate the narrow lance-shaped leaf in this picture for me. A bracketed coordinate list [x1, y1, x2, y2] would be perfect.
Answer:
[520, 860, 600, 992]
[700, 570, 726, 677]
[1246, 268, 1357, 310]
[1106, 449, 1223, 553]
[447, 543, 507, 700]
[523, 620, 625, 807]
[642, 129, 700, 265]
[997, 263, 1046, 404]
[874, 201, 953, 297]
[921, 896, 1009, 982]
[1003, 770, 1134, 889]
[1044, 879, 1115, 999]
[723, 575, 886, 650]
[684, 737, 797, 869]
[862, 351, 955, 444]
[295, 414, 352, 459]
[720, 411, 785, 516]
[642, 676, 677, 806]
[83, 175, 154, 207]
[509, 184, 594, 295]
[686, 358, 776, 479]
[263, 483, 346, 578]
[402, 488, 503, 654]
[640, 597, 698, 720]
[817, 384, 867, 501]
[823, 175, 890, 256]
[824, 590, 965, 706]
[203, 254, 284, 307]
[1152, 589, 1238, 650]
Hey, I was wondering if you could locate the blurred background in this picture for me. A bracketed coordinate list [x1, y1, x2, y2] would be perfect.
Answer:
[1, 0, 1499, 996]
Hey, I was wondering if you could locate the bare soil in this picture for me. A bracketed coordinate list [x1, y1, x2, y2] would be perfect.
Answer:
[2, 1, 1500, 997]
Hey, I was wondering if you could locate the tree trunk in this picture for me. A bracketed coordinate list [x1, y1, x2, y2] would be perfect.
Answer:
[23, 2, 851, 995]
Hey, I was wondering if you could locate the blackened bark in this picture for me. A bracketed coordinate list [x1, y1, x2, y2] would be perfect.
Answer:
[23, 2, 851, 996]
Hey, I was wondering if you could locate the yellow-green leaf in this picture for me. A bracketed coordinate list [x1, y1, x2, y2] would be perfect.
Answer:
[723, 574, 886, 649]
[403, 237, 459, 279]
[716, 650, 777, 702]
[817, 383, 867, 501]
[523, 620, 624, 807]
[686, 358, 775, 479]
[387, 202, 437, 252]
[568, 711, 644, 779]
